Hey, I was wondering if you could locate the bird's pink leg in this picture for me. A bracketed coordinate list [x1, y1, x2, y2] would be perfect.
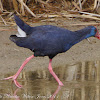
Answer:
[48, 59, 64, 86]
[4, 55, 34, 88]
[50, 85, 61, 100]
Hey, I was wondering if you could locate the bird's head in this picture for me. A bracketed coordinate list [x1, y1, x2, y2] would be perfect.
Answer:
[82, 26, 100, 39]
[89, 26, 100, 39]
[94, 27, 100, 39]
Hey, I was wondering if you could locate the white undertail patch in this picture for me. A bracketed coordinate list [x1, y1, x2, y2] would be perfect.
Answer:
[16, 26, 27, 37]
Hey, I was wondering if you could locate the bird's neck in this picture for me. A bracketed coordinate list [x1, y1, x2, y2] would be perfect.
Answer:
[71, 28, 92, 45]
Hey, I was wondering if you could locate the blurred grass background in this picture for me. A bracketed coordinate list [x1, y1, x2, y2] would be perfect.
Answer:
[0, 0, 100, 26]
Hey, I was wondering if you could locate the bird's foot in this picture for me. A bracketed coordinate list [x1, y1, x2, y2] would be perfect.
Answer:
[4, 75, 22, 88]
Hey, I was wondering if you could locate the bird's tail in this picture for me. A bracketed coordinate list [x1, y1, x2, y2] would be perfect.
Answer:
[9, 35, 21, 43]
[14, 14, 32, 35]
[9, 35, 26, 48]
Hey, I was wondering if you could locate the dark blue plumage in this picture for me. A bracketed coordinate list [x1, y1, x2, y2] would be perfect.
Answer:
[10, 15, 99, 59]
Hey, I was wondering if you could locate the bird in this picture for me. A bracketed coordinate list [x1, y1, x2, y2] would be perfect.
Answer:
[4, 15, 100, 88]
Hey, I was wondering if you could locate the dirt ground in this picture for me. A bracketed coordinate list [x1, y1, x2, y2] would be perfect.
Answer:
[0, 18, 100, 74]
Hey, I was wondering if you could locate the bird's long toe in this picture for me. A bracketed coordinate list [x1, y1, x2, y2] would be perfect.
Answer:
[4, 75, 22, 88]
[4, 75, 14, 80]
[14, 80, 22, 88]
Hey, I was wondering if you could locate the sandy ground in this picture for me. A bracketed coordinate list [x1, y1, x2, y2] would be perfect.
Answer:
[0, 18, 100, 74]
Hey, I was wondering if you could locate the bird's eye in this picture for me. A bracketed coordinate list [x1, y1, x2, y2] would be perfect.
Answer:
[95, 29, 97, 33]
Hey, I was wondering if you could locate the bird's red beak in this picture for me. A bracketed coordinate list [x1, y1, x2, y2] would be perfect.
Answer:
[95, 29, 100, 39]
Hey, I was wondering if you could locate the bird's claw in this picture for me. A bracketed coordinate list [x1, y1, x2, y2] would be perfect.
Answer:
[4, 75, 22, 88]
